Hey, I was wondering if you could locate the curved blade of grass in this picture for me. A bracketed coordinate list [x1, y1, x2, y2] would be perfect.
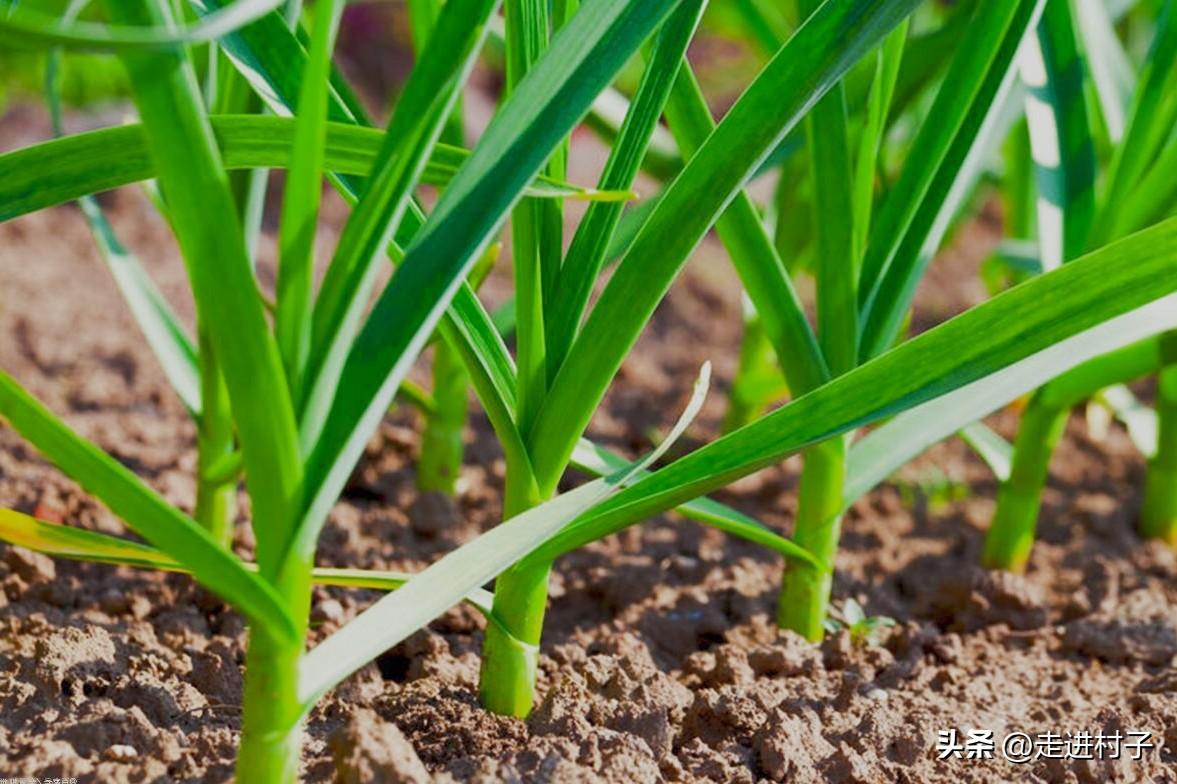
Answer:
[0, 117, 623, 223]
[286, 0, 687, 569]
[441, 283, 806, 556]
[845, 301, 1177, 505]
[0, 0, 285, 49]
[522, 217, 1177, 561]
[298, 363, 710, 706]
[0, 509, 495, 614]
[529, 0, 921, 495]
[544, 0, 706, 382]
[1021, 0, 1096, 270]
[857, 0, 1046, 358]
[0, 374, 297, 642]
[441, 283, 808, 558]
[108, 0, 303, 573]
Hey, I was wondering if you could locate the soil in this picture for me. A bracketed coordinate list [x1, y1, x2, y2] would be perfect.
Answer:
[2, 104, 1176, 784]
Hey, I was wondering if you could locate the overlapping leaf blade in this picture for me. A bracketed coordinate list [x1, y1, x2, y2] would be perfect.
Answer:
[298, 363, 711, 706]
[0, 117, 619, 223]
[108, 0, 303, 573]
[286, 0, 687, 566]
[297, 0, 500, 455]
[0, 373, 297, 641]
[857, 0, 1047, 359]
[525, 217, 1177, 560]
[0, 509, 495, 613]
[530, 0, 923, 495]
[0, 0, 285, 49]
[845, 302, 1177, 505]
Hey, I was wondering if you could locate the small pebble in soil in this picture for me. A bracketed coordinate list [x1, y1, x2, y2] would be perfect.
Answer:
[312, 598, 346, 626]
[103, 744, 137, 762]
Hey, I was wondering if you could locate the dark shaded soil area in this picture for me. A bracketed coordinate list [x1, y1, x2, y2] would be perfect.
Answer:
[1, 106, 1176, 783]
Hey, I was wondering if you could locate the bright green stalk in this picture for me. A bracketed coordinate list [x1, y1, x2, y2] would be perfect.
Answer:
[418, 336, 468, 495]
[299, 0, 498, 456]
[479, 1, 704, 716]
[236, 562, 310, 783]
[107, 3, 304, 575]
[1021, 0, 1096, 270]
[1141, 340, 1177, 545]
[475, 326, 546, 707]
[407, 0, 466, 147]
[723, 305, 786, 433]
[106, 0, 307, 777]
[410, 0, 473, 498]
[981, 395, 1067, 571]
[662, 44, 842, 640]
[777, 436, 846, 638]
[985, 0, 1126, 570]
[477, 474, 546, 716]
[544, 2, 702, 376]
[194, 333, 237, 549]
[800, 8, 855, 375]
[774, 0, 858, 640]
[192, 41, 286, 553]
[475, 0, 557, 719]
[983, 334, 1164, 568]
[213, 51, 269, 258]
